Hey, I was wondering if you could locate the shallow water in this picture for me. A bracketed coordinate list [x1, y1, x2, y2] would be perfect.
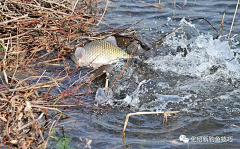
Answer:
[49, 0, 240, 148]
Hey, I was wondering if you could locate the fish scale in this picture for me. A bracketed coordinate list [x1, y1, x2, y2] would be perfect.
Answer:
[75, 40, 130, 68]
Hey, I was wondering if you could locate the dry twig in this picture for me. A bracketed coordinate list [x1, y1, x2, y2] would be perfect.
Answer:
[122, 111, 180, 136]
[228, 0, 239, 38]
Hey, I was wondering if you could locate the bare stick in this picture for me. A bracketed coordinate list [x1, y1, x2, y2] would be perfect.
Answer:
[0, 14, 28, 25]
[219, 13, 225, 37]
[18, 113, 45, 131]
[43, 120, 56, 149]
[25, 101, 45, 143]
[152, 26, 181, 44]
[97, 0, 109, 26]
[42, 0, 74, 12]
[184, 0, 187, 6]
[29, 70, 46, 94]
[71, 0, 79, 14]
[94, 17, 144, 38]
[122, 111, 180, 135]
[136, 0, 159, 8]
[44, 112, 63, 149]
[110, 47, 136, 89]
[10, 1, 69, 16]
[10, 76, 62, 96]
[228, 0, 239, 39]
[105, 72, 109, 88]
[3, 40, 9, 84]
[62, 64, 104, 92]
[1, 31, 30, 40]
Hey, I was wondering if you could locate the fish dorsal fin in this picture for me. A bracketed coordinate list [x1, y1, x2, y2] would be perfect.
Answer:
[104, 36, 118, 46]
[75, 47, 85, 59]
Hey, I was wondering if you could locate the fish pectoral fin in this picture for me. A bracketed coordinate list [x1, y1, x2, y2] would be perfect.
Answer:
[75, 47, 85, 59]
[104, 36, 118, 46]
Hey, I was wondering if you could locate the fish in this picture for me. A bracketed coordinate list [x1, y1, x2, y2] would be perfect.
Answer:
[74, 36, 130, 68]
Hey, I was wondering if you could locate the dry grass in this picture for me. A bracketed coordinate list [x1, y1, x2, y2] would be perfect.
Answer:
[0, 0, 148, 148]
[0, 0, 102, 148]
[0, 0, 100, 71]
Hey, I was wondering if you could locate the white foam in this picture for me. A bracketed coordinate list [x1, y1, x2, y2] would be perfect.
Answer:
[147, 21, 240, 79]
[95, 18, 240, 112]
[95, 80, 149, 108]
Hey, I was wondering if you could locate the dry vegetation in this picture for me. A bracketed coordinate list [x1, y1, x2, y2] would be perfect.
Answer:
[0, 0, 103, 148]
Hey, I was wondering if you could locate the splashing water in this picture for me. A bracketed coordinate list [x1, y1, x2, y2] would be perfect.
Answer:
[95, 18, 240, 112]
[148, 19, 239, 77]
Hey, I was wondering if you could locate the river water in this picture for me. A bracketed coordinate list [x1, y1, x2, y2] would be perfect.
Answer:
[49, 0, 240, 148]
